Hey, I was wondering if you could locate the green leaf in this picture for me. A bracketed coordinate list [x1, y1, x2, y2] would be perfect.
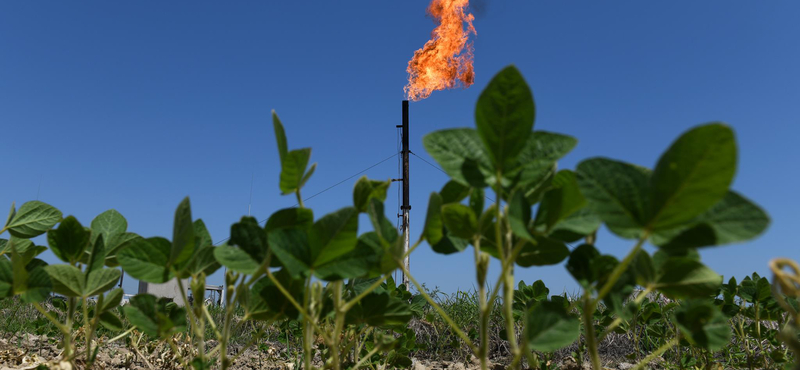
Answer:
[441, 203, 477, 240]
[44, 264, 85, 297]
[548, 206, 601, 243]
[100, 288, 124, 312]
[513, 131, 578, 189]
[103, 232, 140, 267]
[469, 188, 484, 220]
[279, 148, 312, 195]
[475, 65, 535, 173]
[576, 158, 650, 239]
[649, 123, 736, 231]
[346, 291, 412, 328]
[179, 245, 221, 278]
[90, 209, 127, 246]
[85, 268, 121, 297]
[315, 233, 382, 281]
[566, 244, 602, 289]
[257, 269, 304, 320]
[0, 259, 12, 298]
[653, 191, 769, 250]
[213, 244, 260, 275]
[632, 250, 656, 286]
[516, 235, 570, 267]
[526, 300, 580, 352]
[508, 190, 533, 241]
[229, 216, 269, 263]
[310, 207, 359, 267]
[265, 208, 314, 232]
[20, 267, 51, 303]
[353, 177, 390, 213]
[6, 201, 62, 238]
[123, 294, 187, 338]
[47, 216, 90, 264]
[423, 128, 494, 187]
[738, 276, 772, 304]
[268, 228, 311, 279]
[118, 237, 172, 284]
[367, 199, 399, 246]
[86, 235, 107, 275]
[99, 311, 124, 331]
[171, 197, 195, 266]
[300, 162, 317, 189]
[272, 110, 288, 162]
[534, 170, 586, 233]
[655, 258, 722, 299]
[424, 193, 468, 255]
[193, 219, 213, 249]
[4, 202, 15, 229]
[674, 300, 731, 351]
[439, 181, 470, 203]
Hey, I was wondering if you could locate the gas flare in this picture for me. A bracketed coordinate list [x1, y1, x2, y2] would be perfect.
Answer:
[404, 0, 476, 101]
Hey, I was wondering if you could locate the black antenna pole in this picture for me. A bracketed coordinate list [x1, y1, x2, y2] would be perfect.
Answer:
[401, 100, 410, 287]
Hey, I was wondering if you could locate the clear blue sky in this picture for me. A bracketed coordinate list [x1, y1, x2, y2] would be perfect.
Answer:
[2, 1, 798, 296]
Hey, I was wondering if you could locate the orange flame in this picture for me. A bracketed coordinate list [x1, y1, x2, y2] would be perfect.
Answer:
[405, 0, 476, 101]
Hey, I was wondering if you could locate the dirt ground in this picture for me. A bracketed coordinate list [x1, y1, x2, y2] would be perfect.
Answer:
[0, 334, 659, 370]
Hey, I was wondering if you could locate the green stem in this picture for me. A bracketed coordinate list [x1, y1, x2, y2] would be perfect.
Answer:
[632, 337, 678, 370]
[302, 277, 313, 370]
[594, 234, 647, 305]
[474, 238, 488, 370]
[600, 286, 653, 340]
[352, 345, 381, 370]
[296, 190, 305, 208]
[106, 327, 136, 344]
[32, 302, 68, 332]
[583, 295, 602, 370]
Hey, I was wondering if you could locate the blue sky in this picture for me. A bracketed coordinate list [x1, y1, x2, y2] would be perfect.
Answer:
[1, 1, 798, 296]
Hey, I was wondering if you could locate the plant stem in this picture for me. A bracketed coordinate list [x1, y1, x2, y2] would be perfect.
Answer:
[106, 327, 136, 344]
[594, 235, 647, 305]
[600, 286, 653, 340]
[474, 238, 488, 370]
[583, 295, 602, 370]
[302, 277, 313, 370]
[296, 190, 305, 208]
[632, 337, 678, 370]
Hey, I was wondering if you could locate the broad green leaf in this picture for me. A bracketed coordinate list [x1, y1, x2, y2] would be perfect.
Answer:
[85, 268, 121, 297]
[475, 65, 535, 173]
[6, 201, 62, 238]
[655, 258, 722, 299]
[179, 245, 221, 278]
[90, 209, 127, 246]
[526, 300, 580, 352]
[424, 193, 468, 255]
[513, 131, 578, 188]
[99, 311, 124, 331]
[86, 235, 107, 275]
[103, 232, 140, 267]
[315, 232, 382, 281]
[508, 191, 533, 241]
[272, 110, 288, 162]
[279, 148, 312, 195]
[353, 177, 390, 213]
[171, 197, 195, 265]
[441, 203, 477, 240]
[439, 181, 470, 204]
[469, 188, 484, 220]
[423, 128, 493, 187]
[310, 207, 359, 267]
[193, 219, 213, 249]
[268, 228, 312, 279]
[576, 158, 650, 239]
[653, 191, 769, 250]
[47, 216, 90, 264]
[300, 162, 317, 189]
[20, 267, 51, 303]
[100, 288, 124, 312]
[258, 269, 304, 320]
[632, 250, 656, 286]
[213, 244, 260, 275]
[367, 199, 399, 245]
[0, 259, 12, 298]
[123, 294, 186, 338]
[230, 216, 269, 262]
[118, 237, 172, 284]
[738, 276, 772, 304]
[513, 280, 549, 319]
[423, 193, 445, 245]
[516, 235, 569, 267]
[346, 291, 412, 328]
[44, 264, 85, 297]
[534, 170, 586, 232]
[548, 206, 601, 243]
[4, 202, 15, 229]
[649, 123, 736, 231]
[265, 208, 314, 232]
[674, 300, 731, 351]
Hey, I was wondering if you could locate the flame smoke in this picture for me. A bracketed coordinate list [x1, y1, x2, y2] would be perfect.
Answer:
[404, 0, 476, 101]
